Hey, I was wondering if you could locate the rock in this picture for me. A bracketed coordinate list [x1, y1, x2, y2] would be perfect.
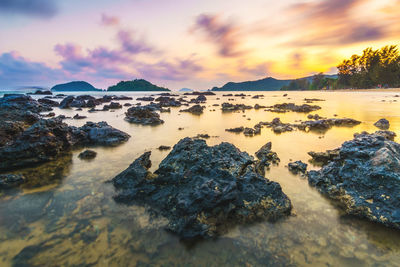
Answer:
[28, 89, 52, 95]
[243, 128, 255, 136]
[299, 118, 361, 132]
[157, 145, 171, 151]
[255, 142, 280, 165]
[137, 97, 155, 102]
[73, 114, 87, 120]
[38, 98, 59, 107]
[308, 132, 400, 230]
[195, 134, 210, 139]
[225, 127, 244, 133]
[308, 149, 340, 165]
[221, 103, 252, 112]
[0, 174, 25, 189]
[59, 96, 75, 109]
[103, 102, 122, 110]
[252, 95, 264, 99]
[0, 119, 129, 171]
[78, 121, 131, 146]
[288, 161, 307, 174]
[180, 104, 204, 115]
[111, 138, 292, 239]
[78, 149, 97, 160]
[374, 118, 390, 130]
[184, 91, 215, 96]
[266, 103, 321, 113]
[125, 106, 164, 125]
[196, 95, 207, 102]
[374, 130, 397, 141]
[254, 104, 267, 109]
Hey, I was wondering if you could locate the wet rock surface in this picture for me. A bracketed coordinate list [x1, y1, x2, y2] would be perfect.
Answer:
[308, 132, 400, 229]
[221, 103, 252, 112]
[112, 138, 292, 239]
[125, 106, 164, 125]
[179, 104, 205, 115]
[266, 103, 321, 113]
[288, 161, 308, 175]
[0, 174, 25, 189]
[78, 150, 97, 160]
[374, 118, 390, 130]
[0, 119, 129, 171]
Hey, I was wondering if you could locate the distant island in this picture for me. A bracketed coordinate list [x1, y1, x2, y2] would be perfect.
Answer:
[179, 88, 193, 92]
[211, 77, 293, 91]
[51, 81, 101, 92]
[107, 79, 170, 91]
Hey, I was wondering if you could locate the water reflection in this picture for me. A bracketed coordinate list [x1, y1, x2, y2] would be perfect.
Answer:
[1, 90, 400, 266]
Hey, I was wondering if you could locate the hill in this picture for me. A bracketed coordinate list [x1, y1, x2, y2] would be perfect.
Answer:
[51, 81, 101, 92]
[179, 88, 193, 92]
[211, 77, 292, 91]
[107, 79, 170, 91]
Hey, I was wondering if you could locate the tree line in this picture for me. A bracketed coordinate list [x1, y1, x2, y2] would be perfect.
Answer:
[281, 45, 400, 90]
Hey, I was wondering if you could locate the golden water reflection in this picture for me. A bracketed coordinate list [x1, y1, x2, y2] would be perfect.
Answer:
[1, 90, 400, 266]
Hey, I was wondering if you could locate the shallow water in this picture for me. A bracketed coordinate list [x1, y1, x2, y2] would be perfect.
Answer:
[1, 90, 400, 266]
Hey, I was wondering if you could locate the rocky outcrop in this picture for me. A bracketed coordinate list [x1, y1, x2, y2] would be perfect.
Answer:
[0, 174, 25, 189]
[225, 127, 244, 133]
[266, 103, 321, 113]
[308, 149, 340, 165]
[221, 103, 252, 112]
[180, 104, 205, 115]
[308, 132, 400, 229]
[288, 161, 307, 174]
[374, 118, 390, 130]
[125, 106, 164, 125]
[0, 119, 129, 171]
[78, 149, 97, 159]
[111, 138, 292, 239]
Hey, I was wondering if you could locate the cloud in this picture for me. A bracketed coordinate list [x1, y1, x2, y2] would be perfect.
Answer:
[137, 57, 203, 81]
[238, 62, 271, 77]
[283, 0, 394, 46]
[0, 0, 58, 18]
[0, 51, 65, 87]
[100, 13, 119, 26]
[117, 30, 154, 54]
[191, 14, 242, 57]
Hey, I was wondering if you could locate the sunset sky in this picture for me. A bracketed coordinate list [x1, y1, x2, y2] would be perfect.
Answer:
[0, 0, 399, 90]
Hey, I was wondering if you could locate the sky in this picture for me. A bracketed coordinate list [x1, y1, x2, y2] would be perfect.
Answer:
[0, 0, 399, 90]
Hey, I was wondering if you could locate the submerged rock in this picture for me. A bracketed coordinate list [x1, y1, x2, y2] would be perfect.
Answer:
[125, 106, 164, 125]
[267, 103, 321, 113]
[111, 138, 292, 239]
[180, 104, 205, 115]
[221, 103, 252, 112]
[78, 149, 97, 160]
[308, 132, 400, 229]
[0, 119, 129, 171]
[374, 118, 390, 130]
[288, 161, 308, 174]
[0, 174, 25, 189]
[225, 126, 244, 133]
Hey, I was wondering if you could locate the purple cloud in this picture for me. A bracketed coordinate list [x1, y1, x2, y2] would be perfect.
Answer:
[191, 14, 242, 57]
[117, 30, 154, 54]
[0, 52, 65, 87]
[238, 62, 270, 77]
[137, 57, 203, 81]
[100, 13, 119, 26]
[0, 0, 58, 18]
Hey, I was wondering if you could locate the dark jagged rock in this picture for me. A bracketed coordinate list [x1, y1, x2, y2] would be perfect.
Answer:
[103, 102, 122, 110]
[38, 98, 59, 107]
[154, 96, 181, 107]
[78, 149, 97, 160]
[73, 114, 87, 120]
[112, 95, 133, 100]
[255, 142, 280, 165]
[308, 149, 340, 165]
[137, 97, 155, 102]
[299, 118, 361, 132]
[111, 138, 291, 239]
[157, 145, 171, 151]
[252, 95, 264, 99]
[225, 126, 244, 133]
[0, 174, 25, 189]
[184, 91, 215, 96]
[59, 96, 75, 109]
[254, 104, 267, 109]
[125, 106, 164, 125]
[28, 89, 52, 95]
[288, 161, 308, 174]
[78, 121, 130, 146]
[180, 104, 204, 115]
[221, 102, 252, 112]
[266, 103, 321, 113]
[373, 130, 397, 141]
[0, 119, 129, 171]
[195, 134, 210, 139]
[308, 132, 400, 230]
[374, 118, 390, 130]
